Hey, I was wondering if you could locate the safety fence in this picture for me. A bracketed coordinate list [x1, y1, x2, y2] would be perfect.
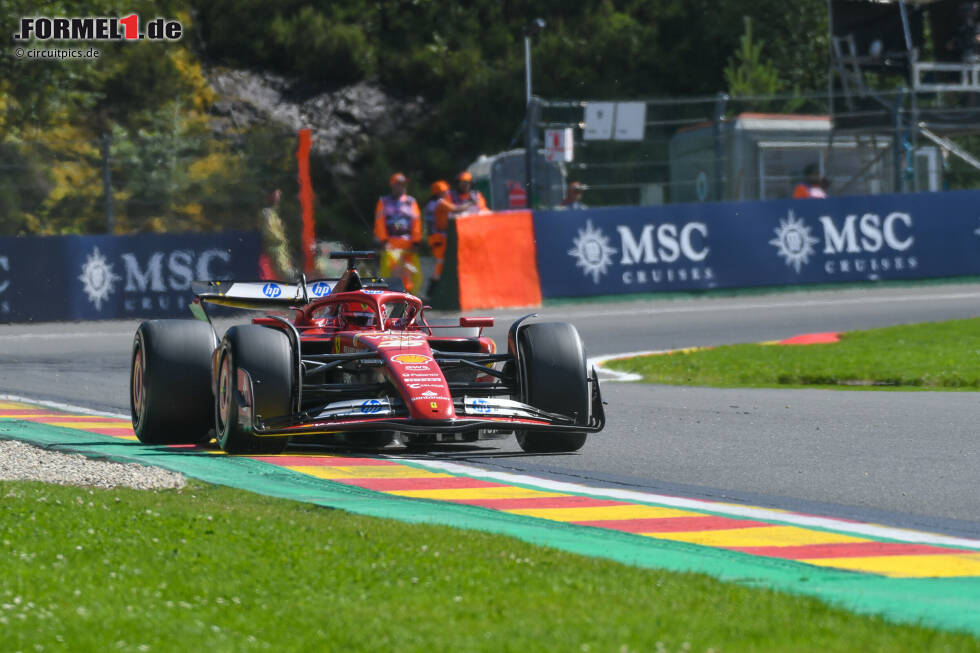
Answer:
[0, 130, 304, 237]
[522, 92, 980, 211]
[432, 189, 980, 310]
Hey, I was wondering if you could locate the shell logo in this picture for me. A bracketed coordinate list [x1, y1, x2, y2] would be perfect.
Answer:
[392, 354, 432, 364]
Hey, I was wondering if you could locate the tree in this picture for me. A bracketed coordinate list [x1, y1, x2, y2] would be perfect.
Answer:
[725, 17, 783, 97]
[725, 16, 806, 113]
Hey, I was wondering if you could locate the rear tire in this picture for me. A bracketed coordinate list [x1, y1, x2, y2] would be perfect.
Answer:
[515, 322, 589, 453]
[130, 320, 216, 445]
[215, 325, 293, 454]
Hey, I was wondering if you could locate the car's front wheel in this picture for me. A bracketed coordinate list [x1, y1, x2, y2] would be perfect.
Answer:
[215, 325, 293, 455]
[514, 322, 589, 453]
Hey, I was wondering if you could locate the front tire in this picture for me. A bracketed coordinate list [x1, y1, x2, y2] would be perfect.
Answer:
[131, 320, 216, 445]
[215, 325, 293, 454]
[515, 322, 589, 453]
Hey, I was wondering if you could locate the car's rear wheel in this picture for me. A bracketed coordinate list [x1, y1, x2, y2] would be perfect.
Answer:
[515, 322, 589, 453]
[215, 325, 293, 455]
[130, 320, 215, 445]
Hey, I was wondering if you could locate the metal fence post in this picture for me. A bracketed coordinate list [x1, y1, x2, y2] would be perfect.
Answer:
[524, 98, 540, 209]
[893, 88, 906, 193]
[102, 131, 114, 233]
[713, 93, 728, 201]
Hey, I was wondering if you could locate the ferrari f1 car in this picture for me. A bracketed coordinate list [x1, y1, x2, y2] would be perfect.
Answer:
[129, 251, 604, 454]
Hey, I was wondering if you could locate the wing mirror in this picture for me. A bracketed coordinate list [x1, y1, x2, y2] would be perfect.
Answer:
[460, 317, 494, 328]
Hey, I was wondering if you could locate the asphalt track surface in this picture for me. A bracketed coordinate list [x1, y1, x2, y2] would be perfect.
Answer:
[1, 282, 978, 540]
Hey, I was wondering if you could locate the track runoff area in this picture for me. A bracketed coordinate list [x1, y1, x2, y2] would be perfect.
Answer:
[1, 394, 978, 636]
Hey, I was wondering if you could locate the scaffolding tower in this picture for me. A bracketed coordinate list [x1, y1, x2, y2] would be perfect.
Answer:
[828, 0, 980, 192]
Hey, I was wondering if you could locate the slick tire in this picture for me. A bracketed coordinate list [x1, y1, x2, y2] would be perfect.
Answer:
[215, 325, 293, 455]
[515, 322, 589, 454]
[131, 319, 216, 445]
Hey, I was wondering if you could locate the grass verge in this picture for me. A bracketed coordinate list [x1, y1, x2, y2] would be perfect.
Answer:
[604, 318, 980, 390]
[1, 480, 978, 652]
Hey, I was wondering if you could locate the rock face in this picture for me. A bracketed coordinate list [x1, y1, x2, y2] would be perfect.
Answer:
[207, 69, 424, 175]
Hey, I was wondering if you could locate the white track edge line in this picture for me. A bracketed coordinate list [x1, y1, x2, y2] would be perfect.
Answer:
[394, 457, 980, 550]
[0, 393, 130, 419]
[589, 350, 672, 382]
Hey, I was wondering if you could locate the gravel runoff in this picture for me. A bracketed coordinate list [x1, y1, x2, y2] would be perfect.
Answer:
[0, 439, 185, 490]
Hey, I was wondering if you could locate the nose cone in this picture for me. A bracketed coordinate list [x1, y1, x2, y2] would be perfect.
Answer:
[410, 394, 455, 420]
[380, 347, 456, 420]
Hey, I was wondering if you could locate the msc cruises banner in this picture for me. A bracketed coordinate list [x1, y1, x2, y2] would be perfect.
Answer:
[533, 190, 980, 298]
[0, 231, 259, 322]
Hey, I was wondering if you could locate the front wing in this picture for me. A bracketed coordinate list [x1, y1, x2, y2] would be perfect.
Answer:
[241, 380, 605, 439]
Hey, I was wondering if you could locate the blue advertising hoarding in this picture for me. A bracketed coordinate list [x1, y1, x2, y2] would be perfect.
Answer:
[0, 231, 259, 323]
[534, 190, 980, 298]
[0, 237, 70, 323]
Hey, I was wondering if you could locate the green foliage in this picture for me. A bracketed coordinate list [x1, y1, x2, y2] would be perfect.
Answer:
[268, 7, 374, 83]
[725, 16, 805, 113]
[0, 140, 51, 234]
[198, 0, 374, 83]
[606, 318, 980, 390]
[725, 17, 783, 97]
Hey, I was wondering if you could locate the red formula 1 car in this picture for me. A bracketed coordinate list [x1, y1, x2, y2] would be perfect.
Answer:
[129, 251, 604, 454]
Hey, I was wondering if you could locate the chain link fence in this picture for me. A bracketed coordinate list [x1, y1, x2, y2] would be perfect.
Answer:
[0, 126, 306, 237]
[522, 89, 980, 210]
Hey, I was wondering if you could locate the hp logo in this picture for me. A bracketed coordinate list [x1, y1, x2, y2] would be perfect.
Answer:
[310, 281, 332, 297]
[262, 283, 282, 298]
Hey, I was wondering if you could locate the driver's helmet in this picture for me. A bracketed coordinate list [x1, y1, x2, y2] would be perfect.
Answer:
[341, 302, 375, 327]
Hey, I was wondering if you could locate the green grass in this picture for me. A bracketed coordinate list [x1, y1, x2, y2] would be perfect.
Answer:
[1, 480, 977, 652]
[605, 318, 980, 390]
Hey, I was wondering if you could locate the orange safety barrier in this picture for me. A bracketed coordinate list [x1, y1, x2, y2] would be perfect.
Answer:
[453, 210, 542, 311]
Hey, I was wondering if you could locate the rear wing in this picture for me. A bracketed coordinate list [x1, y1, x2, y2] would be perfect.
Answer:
[191, 279, 339, 310]
[192, 251, 383, 311]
